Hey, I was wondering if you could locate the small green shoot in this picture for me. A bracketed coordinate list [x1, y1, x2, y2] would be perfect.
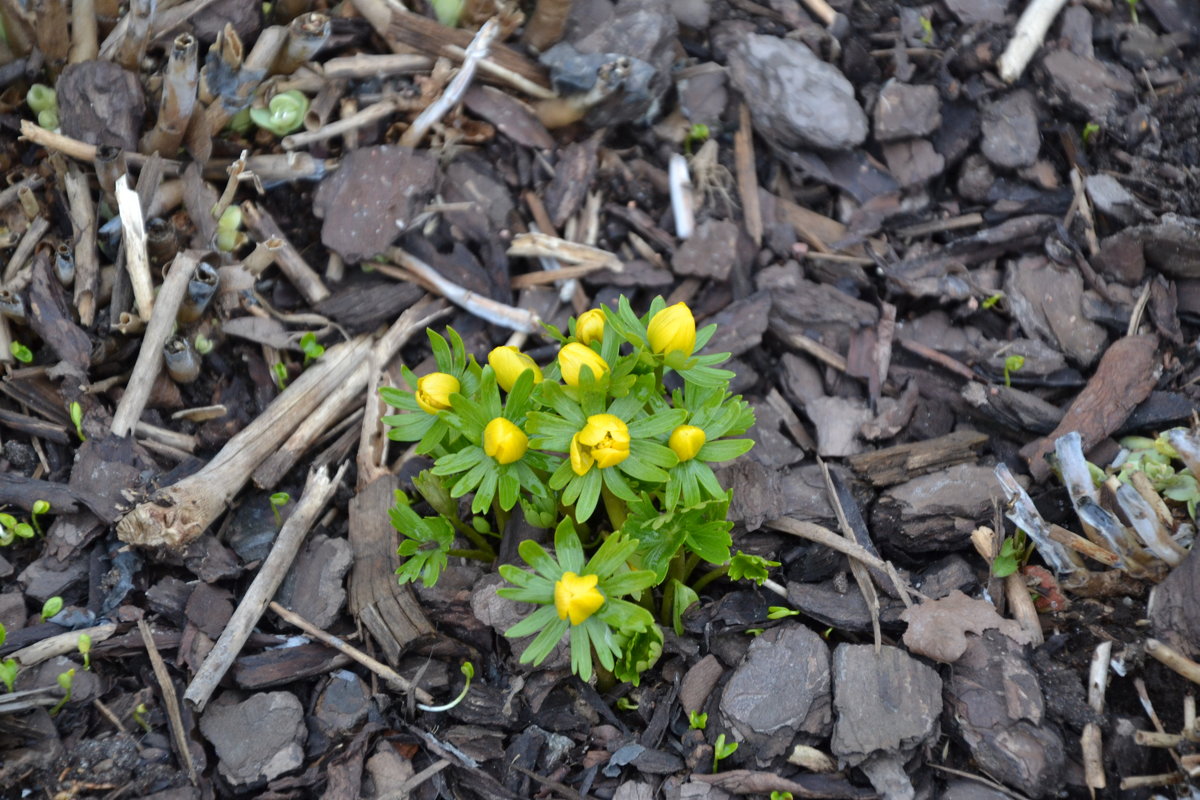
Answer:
[981, 292, 1004, 310]
[194, 334, 214, 355]
[918, 15, 934, 45]
[9, 341, 32, 363]
[417, 661, 475, 712]
[771, 792, 795, 800]
[299, 332, 325, 365]
[1126, 0, 1139, 25]
[992, 528, 1034, 578]
[30, 499, 49, 536]
[688, 710, 708, 730]
[50, 668, 74, 715]
[745, 628, 764, 636]
[0, 659, 16, 693]
[712, 733, 738, 773]
[133, 702, 152, 732]
[77, 633, 92, 670]
[728, 552, 779, 585]
[269, 492, 291, 527]
[272, 361, 289, 390]
[684, 123, 710, 155]
[1081, 122, 1101, 146]
[767, 606, 800, 620]
[69, 401, 86, 441]
[0, 622, 5, 648]
[1003, 354, 1025, 388]
[616, 697, 639, 711]
[41, 596, 63, 622]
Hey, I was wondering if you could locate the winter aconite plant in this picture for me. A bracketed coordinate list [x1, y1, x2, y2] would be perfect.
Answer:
[381, 297, 760, 683]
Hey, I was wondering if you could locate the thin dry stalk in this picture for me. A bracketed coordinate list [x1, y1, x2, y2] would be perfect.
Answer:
[734, 103, 762, 245]
[819, 458, 882, 650]
[303, 77, 345, 131]
[142, 33, 199, 156]
[115, 175, 155, 321]
[1004, 572, 1044, 645]
[273, 11, 331, 75]
[117, 334, 374, 548]
[507, 232, 623, 272]
[240, 200, 329, 303]
[183, 462, 347, 712]
[668, 154, 695, 240]
[114, 0, 156, 70]
[21, 123, 183, 175]
[110, 251, 198, 437]
[68, 0, 98, 62]
[242, 236, 284, 275]
[281, 94, 412, 150]
[321, 53, 432, 79]
[269, 601, 434, 703]
[64, 163, 97, 324]
[0, 173, 43, 210]
[0, 317, 13, 365]
[2, 215, 49, 286]
[997, 0, 1069, 82]
[99, 0, 222, 60]
[1082, 640, 1113, 791]
[9, 623, 116, 667]
[1147, 638, 1200, 686]
[137, 620, 198, 785]
[386, 248, 541, 333]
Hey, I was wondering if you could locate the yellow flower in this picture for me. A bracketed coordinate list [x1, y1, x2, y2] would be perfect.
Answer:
[575, 309, 605, 346]
[488, 346, 542, 392]
[554, 571, 605, 625]
[668, 425, 706, 462]
[483, 417, 528, 464]
[647, 302, 696, 357]
[558, 342, 609, 387]
[570, 413, 630, 475]
[415, 372, 460, 414]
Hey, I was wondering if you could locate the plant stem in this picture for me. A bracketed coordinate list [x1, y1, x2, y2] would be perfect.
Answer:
[601, 484, 627, 530]
[448, 548, 494, 562]
[690, 564, 728, 594]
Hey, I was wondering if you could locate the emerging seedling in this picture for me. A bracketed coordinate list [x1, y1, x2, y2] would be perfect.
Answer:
[688, 710, 708, 730]
[1081, 122, 1101, 145]
[69, 401, 86, 441]
[299, 332, 325, 365]
[272, 362, 289, 390]
[417, 662, 475, 712]
[30, 500, 49, 536]
[771, 792, 795, 800]
[50, 668, 75, 715]
[77, 633, 92, 671]
[41, 596, 63, 622]
[0, 659, 16, 693]
[269, 492, 291, 527]
[9, 341, 32, 363]
[1003, 354, 1025, 388]
[712, 733, 738, 773]
[133, 702, 152, 733]
[616, 697, 639, 711]
[767, 606, 801, 620]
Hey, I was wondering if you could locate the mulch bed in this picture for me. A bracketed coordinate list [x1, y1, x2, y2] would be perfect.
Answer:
[2, 0, 1200, 797]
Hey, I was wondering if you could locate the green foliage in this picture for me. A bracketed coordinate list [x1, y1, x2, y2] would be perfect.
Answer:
[299, 332, 325, 365]
[1003, 354, 1025, 387]
[981, 292, 1003, 310]
[215, 205, 244, 252]
[684, 123, 710, 155]
[918, 15, 934, 44]
[41, 596, 63, 621]
[194, 334, 214, 355]
[250, 90, 309, 137]
[1081, 122, 1101, 145]
[77, 633, 92, 670]
[430, 0, 464, 26]
[1114, 430, 1200, 518]
[9, 341, 32, 363]
[133, 702, 152, 732]
[616, 697, 639, 711]
[30, 499, 49, 536]
[269, 492, 291, 527]
[712, 733, 738, 772]
[767, 606, 800, 620]
[1126, 0, 1139, 25]
[50, 668, 74, 715]
[381, 298, 760, 684]
[418, 662, 475, 712]
[0, 659, 16, 693]
[688, 710, 708, 730]
[0, 512, 35, 547]
[771, 792, 794, 800]
[992, 528, 1034, 578]
[70, 402, 85, 441]
[272, 362, 289, 390]
[728, 552, 779, 585]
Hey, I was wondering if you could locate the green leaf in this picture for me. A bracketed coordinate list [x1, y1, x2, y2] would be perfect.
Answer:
[671, 579, 699, 636]
[553, 518, 585, 574]
[585, 532, 640, 579]
[574, 469, 603, 522]
[697, 438, 755, 462]
[728, 552, 778, 586]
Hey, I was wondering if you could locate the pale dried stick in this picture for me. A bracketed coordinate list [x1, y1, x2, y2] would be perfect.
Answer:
[69, 0, 98, 62]
[400, 18, 498, 148]
[64, 161, 99, 326]
[1004, 571, 1044, 645]
[137, 620, 198, 786]
[995, 463, 1080, 573]
[386, 248, 541, 333]
[507, 232, 623, 271]
[322, 53, 433, 79]
[142, 33, 198, 156]
[2, 215, 49, 285]
[240, 200, 329, 303]
[1147, 639, 1200, 686]
[117, 334, 374, 548]
[1082, 640, 1112, 792]
[282, 94, 413, 150]
[273, 11, 331, 75]
[114, 0, 157, 70]
[183, 463, 347, 712]
[110, 251, 199, 437]
[997, 0, 1069, 83]
[819, 458, 882, 651]
[668, 154, 695, 241]
[9, 623, 117, 667]
[115, 175, 154, 321]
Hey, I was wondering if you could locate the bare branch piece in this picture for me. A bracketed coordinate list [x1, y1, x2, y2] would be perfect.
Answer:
[240, 200, 329, 303]
[668, 154, 695, 241]
[1147, 638, 1200, 686]
[321, 53, 433, 79]
[273, 11, 331, 75]
[142, 33, 199, 156]
[282, 94, 414, 150]
[137, 620, 198, 786]
[69, 0, 98, 63]
[184, 463, 348, 712]
[115, 175, 155, 321]
[507, 232, 623, 272]
[400, 18, 499, 148]
[1082, 640, 1113, 791]
[386, 247, 541, 333]
[110, 251, 200, 437]
[114, 0, 158, 70]
[997, 0, 1070, 83]
[117, 334, 374, 548]
[64, 162, 99, 325]
[9, 623, 117, 668]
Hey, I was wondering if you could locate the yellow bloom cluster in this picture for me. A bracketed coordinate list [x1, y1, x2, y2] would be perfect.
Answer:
[570, 413, 630, 475]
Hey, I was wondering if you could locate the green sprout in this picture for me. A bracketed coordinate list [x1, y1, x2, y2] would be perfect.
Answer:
[417, 661, 475, 712]
[1126, 0, 1139, 25]
[299, 332, 325, 365]
[688, 710, 708, 730]
[194, 334, 214, 355]
[771, 792, 795, 800]
[1081, 122, 1101, 145]
[30, 500, 49, 536]
[0, 513, 34, 547]
[992, 528, 1034, 578]
[981, 292, 1003, 310]
[0, 658, 16, 693]
[712, 733, 738, 772]
[727, 552, 779, 585]
[41, 596, 63, 622]
[269, 492, 291, 527]
[133, 702, 153, 732]
[391, 489, 457, 586]
[249, 90, 309, 137]
[684, 123, 710, 155]
[429, 0, 464, 27]
[9, 341, 32, 363]
[70, 401, 86, 441]
[616, 697, 639, 711]
[215, 205, 244, 252]
[918, 15, 934, 44]
[50, 668, 75, 715]
[767, 605, 800, 620]
[745, 628, 764, 636]
[272, 362, 289, 390]
[1003, 354, 1025, 388]
[26, 83, 59, 129]
[77, 633, 92, 670]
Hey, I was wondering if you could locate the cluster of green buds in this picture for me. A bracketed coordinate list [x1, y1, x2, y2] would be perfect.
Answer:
[382, 297, 758, 683]
[1113, 430, 1200, 517]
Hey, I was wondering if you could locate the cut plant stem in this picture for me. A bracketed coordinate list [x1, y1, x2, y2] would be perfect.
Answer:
[142, 33, 198, 156]
[240, 200, 329, 303]
[994, 463, 1080, 574]
[69, 0, 98, 63]
[273, 11, 331, 75]
[113, 0, 156, 70]
[401, 18, 499, 148]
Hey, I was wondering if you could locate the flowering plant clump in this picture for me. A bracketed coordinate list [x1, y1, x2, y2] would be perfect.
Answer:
[381, 296, 761, 684]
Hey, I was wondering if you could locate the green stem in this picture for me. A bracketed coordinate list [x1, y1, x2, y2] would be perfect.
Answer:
[690, 564, 728, 594]
[458, 526, 496, 559]
[601, 483, 627, 531]
[448, 548, 494, 562]
[680, 552, 701, 584]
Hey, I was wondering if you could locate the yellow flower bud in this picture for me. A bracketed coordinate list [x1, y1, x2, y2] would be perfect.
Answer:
[647, 302, 696, 357]
[488, 346, 542, 392]
[415, 372, 460, 414]
[483, 417, 528, 464]
[668, 425, 706, 462]
[570, 413, 630, 475]
[558, 342, 609, 387]
[575, 309, 606, 346]
[554, 571, 605, 625]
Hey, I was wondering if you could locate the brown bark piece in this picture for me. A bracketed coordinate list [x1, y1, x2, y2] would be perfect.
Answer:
[846, 430, 989, 487]
[1020, 335, 1161, 481]
[545, 133, 601, 229]
[347, 476, 434, 666]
